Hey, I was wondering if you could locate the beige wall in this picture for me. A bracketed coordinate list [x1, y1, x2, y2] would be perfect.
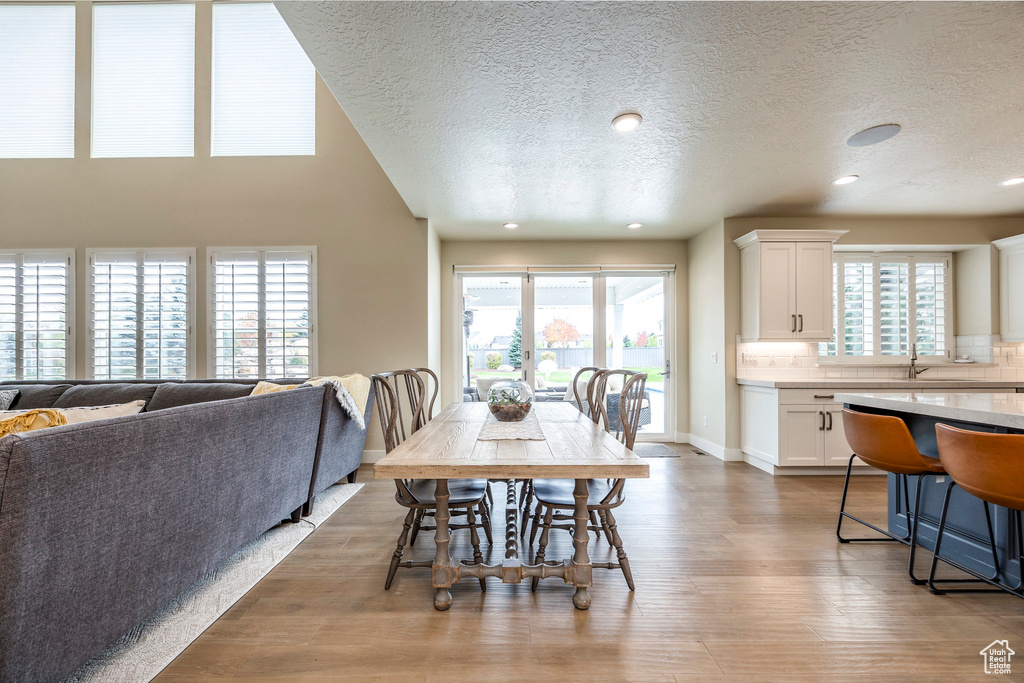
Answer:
[0, 2, 428, 453]
[439, 240, 689, 437]
[686, 222, 732, 452]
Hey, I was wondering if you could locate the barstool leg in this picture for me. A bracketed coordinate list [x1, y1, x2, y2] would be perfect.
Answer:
[837, 454, 910, 544]
[907, 474, 926, 584]
[928, 483, 1003, 594]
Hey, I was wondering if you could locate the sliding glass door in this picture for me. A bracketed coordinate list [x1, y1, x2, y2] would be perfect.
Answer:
[532, 276, 594, 401]
[459, 270, 673, 440]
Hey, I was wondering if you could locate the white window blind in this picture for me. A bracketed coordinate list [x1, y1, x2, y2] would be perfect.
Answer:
[90, 250, 192, 380]
[212, 3, 315, 156]
[92, 4, 195, 158]
[0, 5, 76, 158]
[210, 249, 315, 379]
[821, 253, 951, 360]
[0, 252, 73, 381]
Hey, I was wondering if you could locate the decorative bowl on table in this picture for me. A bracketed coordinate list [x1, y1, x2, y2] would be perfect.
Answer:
[487, 379, 533, 422]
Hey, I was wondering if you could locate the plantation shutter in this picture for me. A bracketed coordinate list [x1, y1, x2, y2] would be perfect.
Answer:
[212, 249, 314, 380]
[0, 4, 76, 158]
[92, 4, 195, 158]
[877, 261, 911, 356]
[824, 254, 950, 360]
[913, 257, 949, 357]
[0, 253, 72, 381]
[0, 256, 18, 379]
[90, 251, 191, 379]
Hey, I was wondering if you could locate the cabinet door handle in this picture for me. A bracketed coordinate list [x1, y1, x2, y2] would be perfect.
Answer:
[813, 394, 835, 399]
[798, 314, 804, 332]
[792, 314, 797, 332]
[826, 412, 833, 430]
[819, 410, 825, 430]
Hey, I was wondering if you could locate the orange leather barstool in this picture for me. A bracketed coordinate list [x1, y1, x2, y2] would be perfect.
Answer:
[839, 408, 948, 584]
[929, 424, 1024, 597]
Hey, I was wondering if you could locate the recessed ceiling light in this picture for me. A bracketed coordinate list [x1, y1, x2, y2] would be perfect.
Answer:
[502, 222, 518, 229]
[612, 112, 643, 133]
[847, 124, 901, 147]
[999, 177, 1024, 187]
[832, 175, 859, 186]
[626, 222, 643, 229]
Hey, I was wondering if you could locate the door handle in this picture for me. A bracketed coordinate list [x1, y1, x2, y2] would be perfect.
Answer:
[819, 410, 825, 431]
[826, 412, 833, 430]
[798, 314, 804, 332]
[792, 314, 797, 332]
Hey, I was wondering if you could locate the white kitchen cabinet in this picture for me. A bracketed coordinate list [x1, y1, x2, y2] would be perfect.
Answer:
[779, 404, 827, 466]
[740, 385, 1022, 474]
[994, 234, 1024, 343]
[735, 230, 846, 342]
[778, 404, 852, 467]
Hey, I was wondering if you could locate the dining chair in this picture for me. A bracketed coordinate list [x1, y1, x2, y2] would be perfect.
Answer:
[409, 367, 439, 431]
[371, 371, 491, 591]
[528, 372, 647, 591]
[520, 367, 607, 534]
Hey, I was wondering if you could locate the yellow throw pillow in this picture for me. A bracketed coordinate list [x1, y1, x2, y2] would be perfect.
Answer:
[0, 409, 68, 437]
[250, 381, 301, 396]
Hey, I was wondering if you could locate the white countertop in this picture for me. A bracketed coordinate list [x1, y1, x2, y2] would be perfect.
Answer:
[834, 392, 1024, 430]
[737, 378, 1024, 390]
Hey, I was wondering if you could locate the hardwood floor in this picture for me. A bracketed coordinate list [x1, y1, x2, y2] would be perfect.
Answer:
[156, 446, 1023, 681]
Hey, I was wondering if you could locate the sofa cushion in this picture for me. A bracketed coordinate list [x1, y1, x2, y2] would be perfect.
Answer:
[147, 382, 254, 411]
[2, 384, 71, 409]
[52, 384, 159, 410]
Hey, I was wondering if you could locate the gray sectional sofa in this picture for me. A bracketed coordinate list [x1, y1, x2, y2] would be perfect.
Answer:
[0, 378, 374, 683]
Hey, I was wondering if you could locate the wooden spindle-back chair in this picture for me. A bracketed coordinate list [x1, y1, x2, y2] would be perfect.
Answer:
[371, 371, 491, 591]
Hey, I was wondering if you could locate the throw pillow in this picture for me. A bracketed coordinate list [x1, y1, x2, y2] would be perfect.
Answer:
[251, 381, 301, 396]
[58, 400, 147, 424]
[0, 409, 67, 437]
[0, 389, 18, 411]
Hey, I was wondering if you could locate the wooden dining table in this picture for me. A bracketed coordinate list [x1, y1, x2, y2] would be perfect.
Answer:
[374, 401, 650, 611]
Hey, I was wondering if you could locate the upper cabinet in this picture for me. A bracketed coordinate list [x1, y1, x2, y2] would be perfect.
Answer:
[994, 234, 1024, 343]
[735, 230, 847, 342]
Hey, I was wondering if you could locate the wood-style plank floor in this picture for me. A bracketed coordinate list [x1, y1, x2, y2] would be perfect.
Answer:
[156, 446, 1024, 681]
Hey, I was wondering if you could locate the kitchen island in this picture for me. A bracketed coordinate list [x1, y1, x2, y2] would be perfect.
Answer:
[835, 392, 1024, 585]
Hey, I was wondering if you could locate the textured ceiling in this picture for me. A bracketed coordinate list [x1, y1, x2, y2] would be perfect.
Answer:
[276, 1, 1024, 240]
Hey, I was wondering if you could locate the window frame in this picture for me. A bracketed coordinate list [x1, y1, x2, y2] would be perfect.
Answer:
[820, 251, 954, 364]
[206, 246, 318, 379]
[86, 248, 196, 380]
[0, 248, 76, 381]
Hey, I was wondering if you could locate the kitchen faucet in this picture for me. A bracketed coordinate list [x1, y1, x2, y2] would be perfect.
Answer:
[908, 343, 929, 379]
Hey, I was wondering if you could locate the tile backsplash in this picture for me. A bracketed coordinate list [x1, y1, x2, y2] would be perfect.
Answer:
[736, 335, 1024, 381]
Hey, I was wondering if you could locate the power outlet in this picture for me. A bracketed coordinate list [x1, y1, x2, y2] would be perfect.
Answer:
[703, 415, 709, 427]
[710, 352, 718, 364]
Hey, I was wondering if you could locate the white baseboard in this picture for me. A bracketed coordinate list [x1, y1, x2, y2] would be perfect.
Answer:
[686, 434, 744, 462]
[360, 449, 385, 464]
[674, 432, 690, 444]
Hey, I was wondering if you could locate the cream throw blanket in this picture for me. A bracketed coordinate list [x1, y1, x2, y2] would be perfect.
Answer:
[252, 374, 372, 429]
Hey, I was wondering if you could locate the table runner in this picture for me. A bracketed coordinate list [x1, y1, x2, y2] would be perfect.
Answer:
[476, 410, 546, 441]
